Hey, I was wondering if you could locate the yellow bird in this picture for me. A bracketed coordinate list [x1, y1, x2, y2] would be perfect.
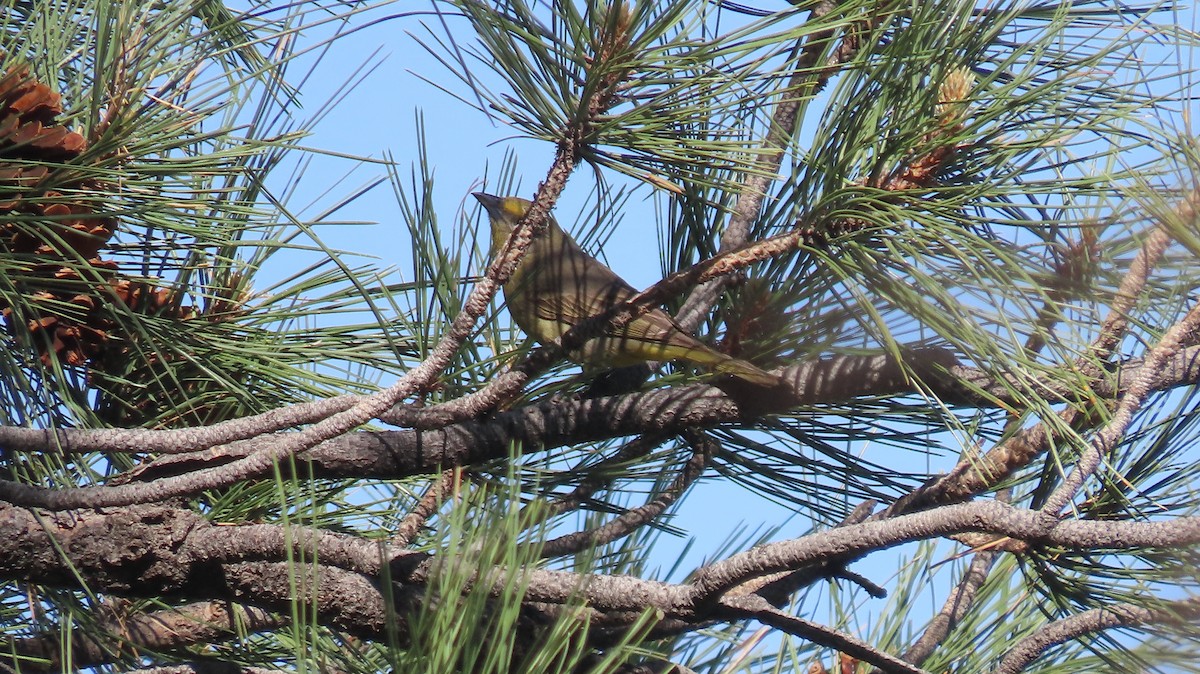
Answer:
[474, 193, 781, 387]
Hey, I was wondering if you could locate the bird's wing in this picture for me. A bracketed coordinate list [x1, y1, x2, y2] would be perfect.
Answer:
[516, 235, 710, 362]
[524, 239, 639, 325]
[544, 272, 704, 358]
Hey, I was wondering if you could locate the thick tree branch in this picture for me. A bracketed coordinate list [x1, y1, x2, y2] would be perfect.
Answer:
[5, 498, 1196, 647]
[687, 501, 1200, 602]
[11, 336, 1199, 463]
[5, 343, 1200, 510]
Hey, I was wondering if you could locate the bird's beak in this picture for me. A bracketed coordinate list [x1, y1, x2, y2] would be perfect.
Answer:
[472, 192, 503, 217]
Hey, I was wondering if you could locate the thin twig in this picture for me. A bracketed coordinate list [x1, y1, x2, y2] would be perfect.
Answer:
[832, 569, 887, 599]
[1040, 300, 1200, 515]
[1089, 223, 1177, 363]
[717, 594, 931, 674]
[891, 547, 999, 668]
[392, 469, 459, 547]
[731, 500, 878, 605]
[538, 434, 669, 519]
[538, 430, 714, 558]
[678, 0, 882, 331]
[885, 491, 1012, 670]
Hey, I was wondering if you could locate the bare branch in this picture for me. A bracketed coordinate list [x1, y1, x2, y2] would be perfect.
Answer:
[717, 594, 931, 674]
[832, 569, 888, 599]
[538, 430, 714, 558]
[7, 339, 1195, 516]
[893, 547, 999, 668]
[3, 601, 283, 673]
[1090, 218, 1179, 362]
[0, 365, 428, 508]
[991, 597, 1200, 674]
[678, 0, 883, 330]
[687, 501, 1200, 602]
[69, 344, 1197, 498]
[729, 500, 878, 606]
[0, 395, 359, 455]
[393, 469, 460, 548]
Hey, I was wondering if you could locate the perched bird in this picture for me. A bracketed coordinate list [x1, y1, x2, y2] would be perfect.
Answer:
[474, 193, 781, 387]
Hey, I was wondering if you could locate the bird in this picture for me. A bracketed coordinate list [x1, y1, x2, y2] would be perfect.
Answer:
[474, 192, 781, 387]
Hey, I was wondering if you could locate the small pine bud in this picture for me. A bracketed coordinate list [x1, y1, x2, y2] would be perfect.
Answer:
[936, 66, 976, 126]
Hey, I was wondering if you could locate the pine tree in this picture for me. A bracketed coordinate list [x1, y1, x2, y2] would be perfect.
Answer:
[1, 1, 1197, 673]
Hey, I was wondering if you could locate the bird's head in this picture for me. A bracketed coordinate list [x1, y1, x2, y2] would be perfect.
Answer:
[474, 192, 537, 255]
[474, 192, 533, 228]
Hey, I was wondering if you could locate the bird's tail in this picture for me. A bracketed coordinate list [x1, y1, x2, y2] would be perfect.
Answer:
[666, 337, 783, 387]
[712, 356, 783, 387]
[691, 347, 782, 386]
